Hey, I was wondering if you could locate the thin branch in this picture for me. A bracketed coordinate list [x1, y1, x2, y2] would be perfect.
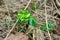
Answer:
[4, 20, 18, 40]
[33, 30, 35, 40]
[4, 0, 32, 40]
[53, 0, 60, 15]
[44, 0, 52, 40]
[24, 0, 31, 10]
[56, 0, 60, 6]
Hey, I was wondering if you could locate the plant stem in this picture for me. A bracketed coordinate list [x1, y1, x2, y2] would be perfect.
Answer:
[44, 0, 52, 40]
[4, 19, 18, 40]
[24, 0, 31, 10]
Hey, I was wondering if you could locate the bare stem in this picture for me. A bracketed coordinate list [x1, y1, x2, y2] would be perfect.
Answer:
[44, 0, 52, 40]
[24, 0, 31, 10]
[4, 0, 32, 40]
[4, 20, 18, 40]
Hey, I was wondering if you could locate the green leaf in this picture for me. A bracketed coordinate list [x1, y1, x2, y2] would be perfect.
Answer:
[0, 0, 2, 4]
[28, 16, 37, 27]
[5, 19, 10, 32]
[18, 10, 31, 22]
[41, 22, 55, 31]
[31, 3, 39, 10]
[17, 9, 37, 27]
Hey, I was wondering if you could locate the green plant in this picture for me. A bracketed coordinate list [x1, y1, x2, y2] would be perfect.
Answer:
[41, 22, 55, 31]
[5, 19, 10, 32]
[0, 0, 3, 4]
[18, 10, 31, 22]
[31, 3, 39, 10]
[28, 16, 37, 27]
[17, 9, 37, 27]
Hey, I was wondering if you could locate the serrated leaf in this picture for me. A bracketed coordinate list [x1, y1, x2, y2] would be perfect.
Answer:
[41, 22, 55, 31]
[28, 16, 37, 27]
[18, 10, 31, 22]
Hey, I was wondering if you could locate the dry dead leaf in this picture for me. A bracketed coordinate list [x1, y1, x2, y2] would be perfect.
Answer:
[6, 32, 28, 40]
[6, 34, 16, 40]
[16, 32, 28, 40]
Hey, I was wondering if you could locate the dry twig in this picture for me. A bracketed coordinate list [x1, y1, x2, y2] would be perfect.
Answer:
[44, 0, 52, 40]
[4, 0, 31, 40]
